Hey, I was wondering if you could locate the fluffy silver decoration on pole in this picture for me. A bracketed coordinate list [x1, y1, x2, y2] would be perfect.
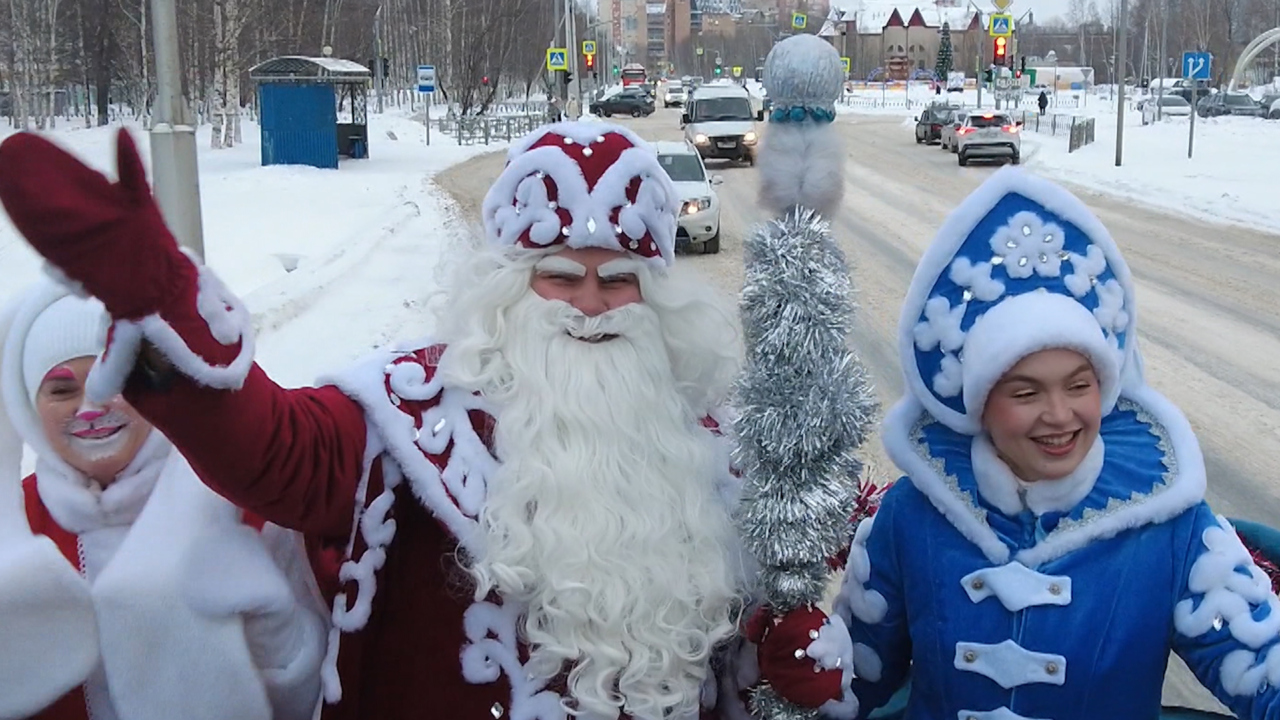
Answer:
[757, 35, 846, 218]
[734, 34, 878, 720]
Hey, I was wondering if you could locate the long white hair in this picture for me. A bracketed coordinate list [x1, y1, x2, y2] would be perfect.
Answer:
[434, 247, 746, 720]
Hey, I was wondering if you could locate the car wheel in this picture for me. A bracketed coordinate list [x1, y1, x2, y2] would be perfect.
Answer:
[915, 134, 924, 144]
[603, 111, 613, 118]
[702, 231, 721, 254]
[632, 109, 643, 118]
[1011, 154, 1020, 165]
[958, 152, 968, 167]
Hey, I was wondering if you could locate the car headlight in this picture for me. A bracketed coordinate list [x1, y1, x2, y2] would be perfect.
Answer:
[694, 133, 709, 145]
[742, 131, 758, 144]
[683, 197, 712, 215]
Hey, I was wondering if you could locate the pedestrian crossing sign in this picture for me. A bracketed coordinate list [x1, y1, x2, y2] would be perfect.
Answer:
[841, 57, 850, 74]
[732, 66, 742, 77]
[547, 48, 568, 71]
[989, 14, 1013, 37]
[791, 11, 807, 29]
[582, 40, 596, 56]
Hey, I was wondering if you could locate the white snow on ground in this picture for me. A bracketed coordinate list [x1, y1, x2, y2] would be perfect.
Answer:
[854, 83, 1280, 233]
[0, 109, 508, 388]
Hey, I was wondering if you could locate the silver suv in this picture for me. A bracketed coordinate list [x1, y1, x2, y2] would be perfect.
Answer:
[955, 111, 1022, 166]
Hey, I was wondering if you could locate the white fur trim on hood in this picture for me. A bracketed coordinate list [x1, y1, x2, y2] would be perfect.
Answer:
[960, 290, 1121, 421]
[0, 280, 100, 718]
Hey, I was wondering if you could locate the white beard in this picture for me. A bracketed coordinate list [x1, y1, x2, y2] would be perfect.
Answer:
[448, 291, 743, 720]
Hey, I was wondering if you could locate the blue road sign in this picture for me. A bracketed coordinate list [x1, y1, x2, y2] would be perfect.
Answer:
[1182, 52, 1211, 80]
[417, 65, 436, 93]
[547, 48, 568, 71]
[989, 14, 1012, 36]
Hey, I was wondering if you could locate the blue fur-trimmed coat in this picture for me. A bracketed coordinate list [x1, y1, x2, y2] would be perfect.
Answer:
[827, 385, 1280, 720]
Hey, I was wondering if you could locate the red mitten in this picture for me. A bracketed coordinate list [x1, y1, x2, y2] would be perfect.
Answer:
[0, 129, 197, 320]
[755, 605, 844, 708]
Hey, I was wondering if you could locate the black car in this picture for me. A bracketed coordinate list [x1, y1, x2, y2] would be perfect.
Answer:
[915, 105, 957, 144]
[1196, 92, 1265, 118]
[590, 89, 655, 118]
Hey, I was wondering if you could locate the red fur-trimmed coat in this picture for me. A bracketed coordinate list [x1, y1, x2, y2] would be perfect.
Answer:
[125, 340, 756, 720]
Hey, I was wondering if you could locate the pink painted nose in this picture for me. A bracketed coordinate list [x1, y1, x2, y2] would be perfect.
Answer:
[76, 408, 106, 423]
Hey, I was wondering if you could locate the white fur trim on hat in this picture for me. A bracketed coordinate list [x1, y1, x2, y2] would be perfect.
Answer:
[21, 294, 108, 403]
[961, 291, 1122, 423]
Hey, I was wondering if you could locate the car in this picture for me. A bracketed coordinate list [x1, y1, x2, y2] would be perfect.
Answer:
[681, 84, 764, 165]
[589, 88, 655, 118]
[1140, 94, 1192, 124]
[954, 111, 1021, 166]
[653, 141, 723, 254]
[916, 105, 959, 144]
[1196, 92, 1265, 118]
[939, 110, 967, 152]
[1256, 92, 1280, 119]
[663, 84, 688, 108]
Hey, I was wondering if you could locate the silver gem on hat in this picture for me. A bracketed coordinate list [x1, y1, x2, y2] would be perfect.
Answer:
[1018, 256, 1029, 267]
[548, 201, 558, 209]
[1005, 239, 1018, 249]
[614, 224, 624, 234]
[587, 217, 597, 233]
[582, 148, 593, 157]
[563, 137, 574, 145]
[628, 239, 639, 250]
[535, 171, 545, 179]
[596, 135, 606, 143]
[562, 226, 570, 236]
[1022, 225, 1032, 236]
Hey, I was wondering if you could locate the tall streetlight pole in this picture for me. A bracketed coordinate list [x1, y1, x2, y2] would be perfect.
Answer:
[1115, 0, 1127, 166]
[565, 0, 581, 118]
[968, 0, 985, 108]
[150, 0, 204, 260]
[374, 5, 385, 114]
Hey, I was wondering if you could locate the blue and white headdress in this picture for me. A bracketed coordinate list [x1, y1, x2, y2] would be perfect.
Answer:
[898, 167, 1139, 435]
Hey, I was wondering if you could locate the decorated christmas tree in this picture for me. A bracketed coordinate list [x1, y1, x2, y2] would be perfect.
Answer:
[935, 22, 955, 82]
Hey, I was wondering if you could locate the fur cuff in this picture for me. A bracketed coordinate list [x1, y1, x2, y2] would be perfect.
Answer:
[806, 615, 860, 719]
[87, 263, 254, 403]
[0, 537, 100, 720]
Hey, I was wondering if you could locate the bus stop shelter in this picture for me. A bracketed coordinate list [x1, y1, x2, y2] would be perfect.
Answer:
[249, 56, 372, 169]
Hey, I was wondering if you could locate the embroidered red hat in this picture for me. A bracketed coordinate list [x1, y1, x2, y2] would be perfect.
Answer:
[481, 121, 679, 267]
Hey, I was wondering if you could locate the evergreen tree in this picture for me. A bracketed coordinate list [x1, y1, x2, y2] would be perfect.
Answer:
[935, 22, 955, 82]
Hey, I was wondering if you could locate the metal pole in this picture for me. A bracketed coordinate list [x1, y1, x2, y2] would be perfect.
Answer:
[565, 0, 580, 118]
[1188, 81, 1197, 158]
[1156, 0, 1167, 120]
[149, 0, 204, 261]
[374, 6, 385, 114]
[554, 0, 564, 106]
[1115, 0, 1127, 166]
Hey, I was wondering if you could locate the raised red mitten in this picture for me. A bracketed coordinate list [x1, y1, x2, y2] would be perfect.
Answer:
[756, 605, 844, 708]
[0, 129, 197, 320]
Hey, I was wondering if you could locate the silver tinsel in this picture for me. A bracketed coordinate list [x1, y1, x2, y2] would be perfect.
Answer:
[750, 686, 822, 720]
[734, 208, 877, 612]
[736, 34, 878, 720]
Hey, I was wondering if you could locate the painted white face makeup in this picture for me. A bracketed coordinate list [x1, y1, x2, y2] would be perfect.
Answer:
[63, 406, 135, 461]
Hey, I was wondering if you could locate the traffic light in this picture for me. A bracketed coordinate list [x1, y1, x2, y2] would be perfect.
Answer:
[1020, 56, 1027, 74]
[382, 57, 391, 77]
[585, 54, 595, 70]
[993, 37, 1007, 66]
[482, 75, 490, 86]
[612, 65, 619, 76]
[562, 71, 573, 86]
[983, 68, 994, 83]
[713, 65, 722, 76]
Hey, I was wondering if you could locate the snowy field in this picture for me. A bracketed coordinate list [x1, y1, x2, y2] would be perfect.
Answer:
[0, 109, 506, 387]
[849, 83, 1280, 234]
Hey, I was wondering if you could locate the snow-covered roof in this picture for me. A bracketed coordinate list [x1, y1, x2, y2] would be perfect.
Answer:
[248, 56, 371, 82]
[839, 2, 977, 34]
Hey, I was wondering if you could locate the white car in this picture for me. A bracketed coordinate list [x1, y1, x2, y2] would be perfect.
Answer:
[663, 84, 687, 108]
[1140, 94, 1192, 124]
[654, 141, 722, 254]
[955, 111, 1021, 166]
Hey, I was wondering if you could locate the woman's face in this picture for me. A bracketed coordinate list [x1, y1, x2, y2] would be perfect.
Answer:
[982, 348, 1103, 482]
[34, 356, 153, 485]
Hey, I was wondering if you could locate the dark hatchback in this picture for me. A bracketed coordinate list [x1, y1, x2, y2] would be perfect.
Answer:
[590, 89, 656, 118]
[915, 105, 958, 144]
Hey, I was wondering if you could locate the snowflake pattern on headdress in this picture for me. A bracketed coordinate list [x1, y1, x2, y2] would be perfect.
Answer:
[909, 192, 1134, 415]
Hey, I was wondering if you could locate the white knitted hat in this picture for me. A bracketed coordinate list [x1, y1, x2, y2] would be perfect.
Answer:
[21, 294, 108, 404]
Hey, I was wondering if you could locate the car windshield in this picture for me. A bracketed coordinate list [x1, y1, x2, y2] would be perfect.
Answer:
[1159, 96, 1189, 107]
[1224, 93, 1256, 106]
[658, 153, 706, 182]
[692, 97, 753, 121]
[967, 114, 1010, 128]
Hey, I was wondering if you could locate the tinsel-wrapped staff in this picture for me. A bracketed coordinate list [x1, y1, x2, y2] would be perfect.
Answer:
[733, 35, 879, 720]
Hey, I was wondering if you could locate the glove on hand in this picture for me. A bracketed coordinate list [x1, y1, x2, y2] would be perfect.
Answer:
[0, 129, 197, 320]
[747, 605, 845, 708]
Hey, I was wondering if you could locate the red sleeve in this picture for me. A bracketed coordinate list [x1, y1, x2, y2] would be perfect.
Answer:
[125, 363, 368, 541]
